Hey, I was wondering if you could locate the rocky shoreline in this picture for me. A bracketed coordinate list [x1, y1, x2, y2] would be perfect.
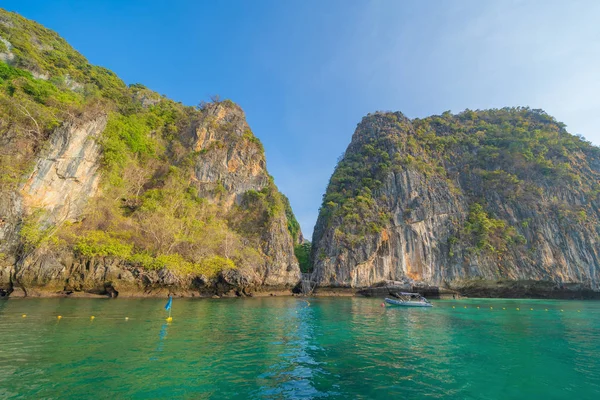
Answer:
[2, 278, 599, 300]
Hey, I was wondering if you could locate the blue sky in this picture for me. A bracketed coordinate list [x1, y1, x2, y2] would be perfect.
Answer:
[4, 0, 600, 238]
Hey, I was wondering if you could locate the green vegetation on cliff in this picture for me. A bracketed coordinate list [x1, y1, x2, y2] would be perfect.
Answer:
[294, 242, 312, 272]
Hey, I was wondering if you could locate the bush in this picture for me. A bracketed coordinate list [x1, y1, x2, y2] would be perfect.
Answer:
[294, 242, 312, 272]
[19, 211, 52, 251]
[74, 231, 133, 258]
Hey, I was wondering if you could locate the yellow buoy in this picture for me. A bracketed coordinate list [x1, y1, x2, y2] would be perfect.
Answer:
[125, 317, 129, 321]
[464, 306, 467, 309]
[516, 308, 520, 311]
[502, 307, 506, 310]
[452, 306, 455, 309]
[90, 316, 95, 320]
[490, 307, 493, 310]
[530, 308, 533, 311]
[577, 310, 581, 313]
[166, 317, 173, 323]
[22, 314, 26, 318]
[57, 315, 62, 320]
[545, 309, 548, 311]
[477, 306, 480, 309]
[560, 309, 564, 312]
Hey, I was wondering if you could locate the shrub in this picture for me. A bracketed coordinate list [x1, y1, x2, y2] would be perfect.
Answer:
[74, 231, 133, 258]
[294, 242, 312, 272]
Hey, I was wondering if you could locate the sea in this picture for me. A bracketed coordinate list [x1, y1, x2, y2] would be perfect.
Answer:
[0, 297, 598, 399]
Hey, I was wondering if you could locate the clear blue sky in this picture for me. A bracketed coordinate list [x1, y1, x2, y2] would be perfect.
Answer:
[4, 0, 600, 238]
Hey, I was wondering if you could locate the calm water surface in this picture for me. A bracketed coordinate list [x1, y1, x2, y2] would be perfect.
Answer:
[0, 297, 598, 399]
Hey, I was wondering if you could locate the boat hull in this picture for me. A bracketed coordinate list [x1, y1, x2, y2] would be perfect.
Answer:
[384, 298, 433, 307]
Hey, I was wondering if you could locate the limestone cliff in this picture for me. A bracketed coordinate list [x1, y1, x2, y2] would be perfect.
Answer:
[21, 116, 108, 225]
[0, 9, 300, 297]
[312, 109, 600, 293]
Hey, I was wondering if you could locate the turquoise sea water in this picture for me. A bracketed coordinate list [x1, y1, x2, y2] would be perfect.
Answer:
[0, 297, 598, 399]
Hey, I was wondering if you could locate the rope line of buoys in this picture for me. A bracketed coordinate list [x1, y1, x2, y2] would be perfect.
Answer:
[7, 314, 134, 320]
[5, 303, 586, 320]
[444, 305, 584, 313]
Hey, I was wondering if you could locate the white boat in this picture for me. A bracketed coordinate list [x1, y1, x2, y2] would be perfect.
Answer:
[384, 292, 433, 307]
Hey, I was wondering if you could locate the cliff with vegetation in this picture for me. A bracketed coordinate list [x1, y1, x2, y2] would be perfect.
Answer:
[312, 108, 600, 295]
[0, 9, 301, 297]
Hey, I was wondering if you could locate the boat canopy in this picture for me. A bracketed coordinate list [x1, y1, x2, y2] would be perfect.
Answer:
[392, 292, 430, 302]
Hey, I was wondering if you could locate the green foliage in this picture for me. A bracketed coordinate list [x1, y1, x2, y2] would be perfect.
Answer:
[220, 99, 236, 108]
[57, 165, 252, 276]
[74, 230, 133, 258]
[19, 211, 52, 251]
[213, 181, 227, 197]
[463, 203, 525, 254]
[318, 249, 327, 261]
[294, 242, 312, 272]
[131, 253, 235, 277]
[0, 62, 30, 80]
[243, 128, 264, 151]
[281, 194, 301, 243]
[464, 203, 507, 253]
[241, 182, 285, 222]
[197, 255, 236, 277]
[100, 108, 183, 186]
[0, 9, 125, 91]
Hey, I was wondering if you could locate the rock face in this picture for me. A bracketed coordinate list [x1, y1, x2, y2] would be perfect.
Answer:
[187, 102, 300, 287]
[312, 109, 600, 293]
[191, 102, 268, 206]
[21, 116, 107, 225]
[10, 253, 263, 298]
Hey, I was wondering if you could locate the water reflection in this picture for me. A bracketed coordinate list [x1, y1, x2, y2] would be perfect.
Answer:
[254, 299, 328, 399]
[151, 323, 169, 359]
